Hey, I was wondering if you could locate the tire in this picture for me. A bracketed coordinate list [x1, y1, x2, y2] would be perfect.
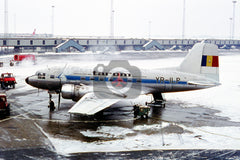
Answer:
[1, 83, 5, 89]
[134, 113, 137, 118]
[49, 101, 55, 112]
[10, 62, 14, 66]
[5, 104, 10, 116]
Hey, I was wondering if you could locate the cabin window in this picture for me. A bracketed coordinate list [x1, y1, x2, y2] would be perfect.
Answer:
[50, 75, 55, 79]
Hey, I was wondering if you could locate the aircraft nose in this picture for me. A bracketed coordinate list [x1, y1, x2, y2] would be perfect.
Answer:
[25, 77, 29, 84]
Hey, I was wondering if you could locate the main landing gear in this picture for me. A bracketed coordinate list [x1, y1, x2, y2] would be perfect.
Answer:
[146, 93, 165, 108]
[133, 93, 165, 118]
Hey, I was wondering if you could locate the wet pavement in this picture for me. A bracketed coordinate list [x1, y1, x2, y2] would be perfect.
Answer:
[1, 148, 240, 159]
[1, 52, 240, 159]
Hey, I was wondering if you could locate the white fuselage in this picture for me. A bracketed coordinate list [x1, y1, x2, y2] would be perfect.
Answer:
[26, 64, 219, 98]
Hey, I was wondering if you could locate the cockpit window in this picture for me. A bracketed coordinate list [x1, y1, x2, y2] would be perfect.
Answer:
[37, 72, 46, 79]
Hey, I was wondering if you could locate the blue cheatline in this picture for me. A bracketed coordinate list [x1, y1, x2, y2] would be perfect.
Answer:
[65, 75, 187, 85]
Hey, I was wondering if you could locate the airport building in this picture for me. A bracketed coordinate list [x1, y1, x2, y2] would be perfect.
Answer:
[1, 35, 240, 53]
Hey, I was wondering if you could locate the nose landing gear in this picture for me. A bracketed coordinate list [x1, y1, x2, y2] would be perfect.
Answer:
[48, 94, 56, 112]
[48, 90, 61, 112]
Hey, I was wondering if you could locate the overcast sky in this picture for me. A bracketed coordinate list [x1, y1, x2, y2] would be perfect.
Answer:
[0, 0, 239, 39]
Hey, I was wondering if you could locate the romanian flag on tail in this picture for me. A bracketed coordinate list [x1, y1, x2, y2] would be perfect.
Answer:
[201, 55, 219, 67]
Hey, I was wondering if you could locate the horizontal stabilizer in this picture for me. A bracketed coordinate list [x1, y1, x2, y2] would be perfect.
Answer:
[188, 81, 220, 86]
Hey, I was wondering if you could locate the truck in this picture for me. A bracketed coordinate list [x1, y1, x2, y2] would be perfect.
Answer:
[10, 54, 36, 66]
[0, 93, 10, 115]
[0, 73, 16, 89]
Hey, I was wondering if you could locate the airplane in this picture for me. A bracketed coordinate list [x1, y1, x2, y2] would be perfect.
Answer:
[25, 42, 220, 116]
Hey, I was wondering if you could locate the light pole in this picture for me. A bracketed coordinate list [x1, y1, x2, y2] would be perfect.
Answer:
[51, 5, 55, 36]
[4, 0, 8, 37]
[230, 17, 233, 39]
[110, 0, 114, 38]
[182, 0, 186, 39]
[148, 21, 151, 39]
[232, 0, 237, 39]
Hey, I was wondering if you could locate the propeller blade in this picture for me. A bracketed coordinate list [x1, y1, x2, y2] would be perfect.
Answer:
[58, 93, 61, 110]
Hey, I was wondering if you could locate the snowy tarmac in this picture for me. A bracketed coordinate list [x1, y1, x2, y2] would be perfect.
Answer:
[0, 51, 240, 159]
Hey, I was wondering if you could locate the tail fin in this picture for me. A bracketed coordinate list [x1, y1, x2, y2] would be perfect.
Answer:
[179, 42, 219, 82]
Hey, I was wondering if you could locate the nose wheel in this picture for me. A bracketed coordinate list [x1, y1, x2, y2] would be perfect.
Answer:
[48, 94, 56, 112]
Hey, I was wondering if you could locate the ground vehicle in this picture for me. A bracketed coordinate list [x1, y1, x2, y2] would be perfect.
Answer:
[133, 105, 150, 118]
[10, 54, 36, 66]
[0, 73, 16, 89]
[0, 93, 10, 115]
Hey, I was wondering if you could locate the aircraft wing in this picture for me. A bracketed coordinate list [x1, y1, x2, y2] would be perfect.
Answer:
[68, 92, 119, 115]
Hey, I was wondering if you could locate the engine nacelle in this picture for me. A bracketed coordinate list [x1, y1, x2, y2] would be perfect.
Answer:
[61, 84, 90, 101]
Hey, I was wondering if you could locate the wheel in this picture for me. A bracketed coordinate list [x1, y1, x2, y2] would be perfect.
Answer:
[134, 113, 138, 118]
[5, 104, 10, 116]
[12, 84, 15, 89]
[10, 62, 14, 66]
[162, 103, 165, 108]
[49, 101, 55, 112]
[133, 106, 139, 118]
[1, 83, 5, 89]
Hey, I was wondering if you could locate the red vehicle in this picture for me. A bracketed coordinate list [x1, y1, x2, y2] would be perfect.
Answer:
[0, 73, 16, 89]
[0, 93, 10, 115]
[10, 54, 36, 66]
